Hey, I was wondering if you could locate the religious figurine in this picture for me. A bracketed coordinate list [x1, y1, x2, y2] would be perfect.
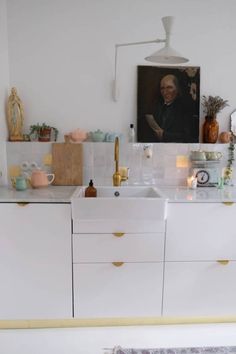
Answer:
[7, 87, 24, 141]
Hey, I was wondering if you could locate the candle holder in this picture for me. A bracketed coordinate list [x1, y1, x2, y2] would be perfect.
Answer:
[187, 176, 197, 189]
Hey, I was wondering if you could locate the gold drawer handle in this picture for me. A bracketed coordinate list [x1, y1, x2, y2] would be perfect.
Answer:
[112, 262, 124, 267]
[113, 232, 125, 237]
[17, 202, 29, 207]
[222, 202, 234, 206]
[217, 260, 229, 265]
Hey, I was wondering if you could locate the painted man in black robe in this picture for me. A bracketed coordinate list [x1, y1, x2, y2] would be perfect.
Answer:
[145, 74, 197, 143]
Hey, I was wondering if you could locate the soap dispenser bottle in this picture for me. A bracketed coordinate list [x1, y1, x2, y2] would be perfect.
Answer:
[128, 124, 135, 143]
[85, 179, 97, 197]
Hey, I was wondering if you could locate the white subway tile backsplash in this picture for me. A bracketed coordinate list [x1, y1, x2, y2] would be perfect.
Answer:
[4, 142, 236, 187]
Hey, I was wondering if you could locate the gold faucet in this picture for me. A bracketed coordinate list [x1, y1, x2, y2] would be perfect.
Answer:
[113, 137, 122, 186]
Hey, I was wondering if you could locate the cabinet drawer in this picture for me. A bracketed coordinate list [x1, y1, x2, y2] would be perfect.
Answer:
[166, 203, 236, 261]
[73, 232, 164, 263]
[73, 219, 165, 234]
[73, 262, 163, 318]
[163, 261, 236, 317]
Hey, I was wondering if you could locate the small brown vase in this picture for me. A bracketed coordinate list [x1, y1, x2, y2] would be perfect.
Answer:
[203, 116, 219, 143]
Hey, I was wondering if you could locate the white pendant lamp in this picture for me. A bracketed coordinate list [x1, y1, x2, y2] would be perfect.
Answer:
[113, 16, 189, 101]
[145, 45, 189, 64]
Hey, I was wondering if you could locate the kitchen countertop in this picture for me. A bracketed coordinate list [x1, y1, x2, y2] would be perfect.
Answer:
[160, 185, 236, 203]
[0, 185, 236, 203]
[0, 186, 76, 203]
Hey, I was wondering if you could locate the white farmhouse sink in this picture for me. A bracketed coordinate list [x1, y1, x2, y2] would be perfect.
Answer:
[75, 186, 163, 198]
[71, 186, 167, 233]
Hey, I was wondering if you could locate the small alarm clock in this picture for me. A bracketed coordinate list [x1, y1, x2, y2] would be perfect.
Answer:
[192, 167, 219, 187]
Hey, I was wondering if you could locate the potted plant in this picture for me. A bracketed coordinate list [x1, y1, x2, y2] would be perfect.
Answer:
[202, 95, 228, 143]
[29, 123, 58, 142]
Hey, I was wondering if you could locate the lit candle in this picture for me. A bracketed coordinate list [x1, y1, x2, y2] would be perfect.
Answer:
[187, 176, 197, 189]
[176, 155, 189, 168]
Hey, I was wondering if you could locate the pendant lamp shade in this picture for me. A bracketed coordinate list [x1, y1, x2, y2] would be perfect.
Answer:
[145, 45, 189, 64]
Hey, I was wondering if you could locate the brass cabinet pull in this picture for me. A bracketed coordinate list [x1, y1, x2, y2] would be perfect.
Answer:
[217, 260, 229, 265]
[112, 262, 124, 267]
[113, 232, 125, 237]
[222, 202, 234, 206]
[17, 202, 29, 207]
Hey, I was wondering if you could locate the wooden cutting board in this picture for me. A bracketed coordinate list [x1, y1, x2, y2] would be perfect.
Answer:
[52, 143, 83, 185]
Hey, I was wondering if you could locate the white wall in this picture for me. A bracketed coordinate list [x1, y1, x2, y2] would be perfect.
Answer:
[6, 0, 236, 140]
[0, 0, 9, 141]
[0, 0, 9, 184]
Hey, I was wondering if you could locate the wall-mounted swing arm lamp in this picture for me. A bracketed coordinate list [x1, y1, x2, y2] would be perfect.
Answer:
[112, 16, 189, 101]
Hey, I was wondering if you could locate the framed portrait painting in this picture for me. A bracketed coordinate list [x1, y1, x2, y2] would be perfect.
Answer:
[137, 66, 200, 143]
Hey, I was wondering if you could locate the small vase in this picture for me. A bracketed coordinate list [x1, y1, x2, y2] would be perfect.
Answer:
[203, 116, 219, 143]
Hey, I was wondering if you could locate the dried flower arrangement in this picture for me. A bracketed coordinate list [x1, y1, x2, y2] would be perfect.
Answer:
[202, 95, 228, 117]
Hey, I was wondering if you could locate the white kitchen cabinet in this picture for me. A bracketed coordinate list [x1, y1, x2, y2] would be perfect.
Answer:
[0, 203, 72, 320]
[73, 232, 164, 263]
[164, 202, 236, 318]
[72, 218, 165, 318]
[74, 262, 163, 318]
[163, 261, 236, 317]
[165, 203, 236, 261]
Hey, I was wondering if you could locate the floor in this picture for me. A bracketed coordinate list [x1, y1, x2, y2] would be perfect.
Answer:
[1, 323, 236, 354]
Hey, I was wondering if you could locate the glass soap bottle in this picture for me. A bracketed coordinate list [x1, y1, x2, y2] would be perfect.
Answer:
[128, 124, 135, 143]
[85, 179, 97, 197]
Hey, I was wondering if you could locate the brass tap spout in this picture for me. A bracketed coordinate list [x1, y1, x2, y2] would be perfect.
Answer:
[113, 137, 121, 186]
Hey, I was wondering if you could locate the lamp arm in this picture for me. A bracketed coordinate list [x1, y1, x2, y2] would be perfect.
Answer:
[113, 38, 166, 101]
[115, 38, 166, 48]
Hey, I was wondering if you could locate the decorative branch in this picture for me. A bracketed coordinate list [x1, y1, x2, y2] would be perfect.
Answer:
[224, 134, 235, 185]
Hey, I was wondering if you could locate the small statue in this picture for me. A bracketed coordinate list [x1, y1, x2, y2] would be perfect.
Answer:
[7, 87, 24, 141]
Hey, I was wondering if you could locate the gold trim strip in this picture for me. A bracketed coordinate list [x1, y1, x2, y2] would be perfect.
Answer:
[1, 316, 236, 329]
[222, 202, 234, 206]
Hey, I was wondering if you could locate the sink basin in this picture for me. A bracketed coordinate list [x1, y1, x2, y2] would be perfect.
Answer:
[72, 186, 167, 233]
[75, 186, 164, 198]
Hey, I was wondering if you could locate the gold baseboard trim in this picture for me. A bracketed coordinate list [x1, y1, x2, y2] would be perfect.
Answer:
[1, 316, 236, 329]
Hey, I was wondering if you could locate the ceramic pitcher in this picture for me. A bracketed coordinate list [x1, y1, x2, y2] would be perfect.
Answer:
[31, 169, 55, 188]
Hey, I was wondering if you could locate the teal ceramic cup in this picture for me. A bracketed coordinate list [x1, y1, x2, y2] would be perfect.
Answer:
[15, 176, 27, 191]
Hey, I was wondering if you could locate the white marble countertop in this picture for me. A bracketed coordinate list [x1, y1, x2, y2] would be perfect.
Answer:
[0, 185, 236, 203]
[0, 186, 76, 203]
[160, 186, 236, 203]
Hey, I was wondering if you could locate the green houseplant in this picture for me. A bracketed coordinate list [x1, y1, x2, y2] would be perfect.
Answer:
[202, 95, 228, 143]
[29, 123, 58, 142]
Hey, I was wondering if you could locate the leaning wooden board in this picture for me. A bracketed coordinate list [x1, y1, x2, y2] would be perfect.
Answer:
[52, 143, 83, 185]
